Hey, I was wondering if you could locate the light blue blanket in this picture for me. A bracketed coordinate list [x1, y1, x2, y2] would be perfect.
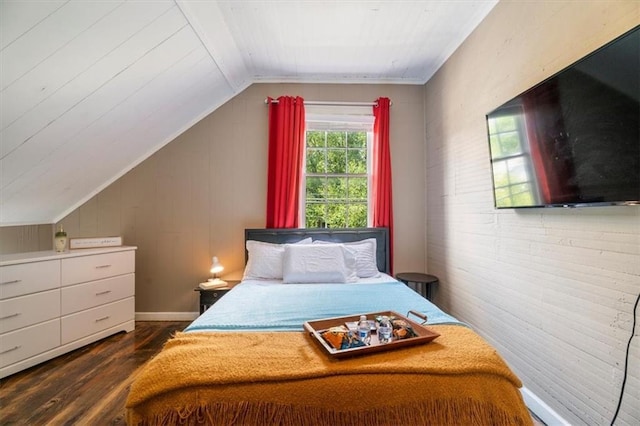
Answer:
[185, 280, 463, 332]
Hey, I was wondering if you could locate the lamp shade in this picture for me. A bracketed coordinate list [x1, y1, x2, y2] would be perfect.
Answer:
[210, 256, 224, 275]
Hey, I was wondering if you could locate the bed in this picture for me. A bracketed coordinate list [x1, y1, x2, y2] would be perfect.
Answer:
[126, 228, 532, 425]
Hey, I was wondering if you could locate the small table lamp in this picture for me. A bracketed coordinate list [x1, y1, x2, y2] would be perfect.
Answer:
[207, 256, 227, 286]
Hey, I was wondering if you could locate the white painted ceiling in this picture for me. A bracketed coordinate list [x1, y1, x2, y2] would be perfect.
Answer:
[0, 0, 497, 226]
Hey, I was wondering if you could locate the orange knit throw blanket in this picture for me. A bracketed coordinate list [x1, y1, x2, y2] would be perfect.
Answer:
[126, 325, 532, 426]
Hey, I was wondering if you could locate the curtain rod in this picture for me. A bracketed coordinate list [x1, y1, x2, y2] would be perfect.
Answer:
[264, 99, 391, 107]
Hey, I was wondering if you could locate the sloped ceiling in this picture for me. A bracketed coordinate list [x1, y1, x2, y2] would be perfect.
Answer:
[0, 0, 497, 226]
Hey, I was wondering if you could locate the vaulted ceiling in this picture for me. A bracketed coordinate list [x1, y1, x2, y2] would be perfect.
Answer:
[0, 0, 497, 226]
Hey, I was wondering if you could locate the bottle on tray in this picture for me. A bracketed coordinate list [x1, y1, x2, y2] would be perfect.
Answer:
[378, 316, 392, 343]
[357, 315, 371, 345]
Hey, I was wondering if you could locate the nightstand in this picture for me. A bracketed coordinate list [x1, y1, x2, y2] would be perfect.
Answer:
[194, 280, 240, 314]
[395, 273, 438, 301]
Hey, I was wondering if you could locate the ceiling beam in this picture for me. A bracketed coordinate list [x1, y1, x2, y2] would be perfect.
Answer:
[175, 0, 250, 92]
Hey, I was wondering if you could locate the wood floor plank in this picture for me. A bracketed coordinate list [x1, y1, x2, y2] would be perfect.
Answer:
[0, 321, 188, 425]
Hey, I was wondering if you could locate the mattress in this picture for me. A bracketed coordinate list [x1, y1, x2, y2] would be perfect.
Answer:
[185, 274, 462, 332]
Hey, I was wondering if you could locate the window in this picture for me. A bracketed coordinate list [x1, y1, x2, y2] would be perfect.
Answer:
[302, 128, 372, 228]
[488, 106, 540, 207]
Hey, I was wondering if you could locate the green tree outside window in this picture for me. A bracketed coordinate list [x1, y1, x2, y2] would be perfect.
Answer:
[304, 130, 369, 228]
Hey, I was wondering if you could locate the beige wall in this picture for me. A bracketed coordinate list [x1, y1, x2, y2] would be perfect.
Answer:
[53, 83, 426, 313]
[425, 2, 639, 425]
[0, 224, 53, 255]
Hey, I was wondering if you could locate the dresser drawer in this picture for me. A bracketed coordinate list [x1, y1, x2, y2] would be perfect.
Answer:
[61, 297, 134, 344]
[61, 274, 134, 315]
[0, 260, 60, 300]
[0, 289, 61, 334]
[0, 319, 60, 368]
[61, 251, 134, 286]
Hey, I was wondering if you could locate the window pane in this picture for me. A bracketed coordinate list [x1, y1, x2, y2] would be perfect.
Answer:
[306, 149, 326, 173]
[511, 183, 535, 206]
[327, 203, 347, 227]
[492, 161, 509, 187]
[488, 118, 497, 135]
[494, 115, 518, 132]
[303, 126, 372, 229]
[306, 177, 326, 201]
[499, 131, 523, 156]
[495, 187, 512, 207]
[327, 131, 346, 148]
[327, 177, 346, 200]
[307, 131, 325, 148]
[327, 150, 346, 173]
[348, 177, 367, 200]
[347, 132, 366, 148]
[347, 204, 367, 227]
[347, 148, 367, 173]
[305, 203, 326, 228]
[489, 134, 502, 159]
[506, 157, 529, 184]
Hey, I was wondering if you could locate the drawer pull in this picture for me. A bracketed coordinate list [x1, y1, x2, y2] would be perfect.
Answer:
[0, 279, 21, 285]
[0, 345, 21, 355]
[95, 316, 110, 322]
[95, 290, 112, 296]
[95, 264, 112, 269]
[0, 312, 20, 320]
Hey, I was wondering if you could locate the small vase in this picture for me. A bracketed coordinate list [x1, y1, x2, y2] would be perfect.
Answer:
[55, 226, 67, 253]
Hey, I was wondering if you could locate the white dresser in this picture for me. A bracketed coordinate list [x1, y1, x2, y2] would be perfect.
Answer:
[0, 246, 136, 378]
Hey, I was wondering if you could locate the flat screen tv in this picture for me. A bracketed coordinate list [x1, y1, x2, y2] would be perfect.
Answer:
[486, 26, 639, 209]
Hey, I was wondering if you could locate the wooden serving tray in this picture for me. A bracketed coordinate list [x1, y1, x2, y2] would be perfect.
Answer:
[303, 310, 440, 359]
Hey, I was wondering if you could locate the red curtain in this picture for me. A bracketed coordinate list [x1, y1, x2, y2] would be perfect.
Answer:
[266, 96, 305, 228]
[522, 85, 577, 204]
[372, 97, 394, 274]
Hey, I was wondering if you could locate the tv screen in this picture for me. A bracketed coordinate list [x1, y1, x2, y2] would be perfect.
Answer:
[486, 26, 639, 208]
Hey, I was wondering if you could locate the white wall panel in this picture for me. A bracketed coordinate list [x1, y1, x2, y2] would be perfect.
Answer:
[0, 6, 187, 159]
[0, 1, 123, 91]
[12, 49, 211, 201]
[0, 1, 66, 50]
[1, 1, 174, 130]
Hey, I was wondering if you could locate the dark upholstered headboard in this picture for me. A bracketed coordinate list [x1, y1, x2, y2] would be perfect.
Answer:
[244, 228, 390, 274]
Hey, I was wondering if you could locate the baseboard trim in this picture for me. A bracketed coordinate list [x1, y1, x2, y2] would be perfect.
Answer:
[135, 312, 198, 321]
[521, 386, 569, 425]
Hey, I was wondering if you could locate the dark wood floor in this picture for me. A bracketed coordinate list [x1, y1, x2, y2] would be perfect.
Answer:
[0, 321, 189, 425]
[1, 321, 545, 425]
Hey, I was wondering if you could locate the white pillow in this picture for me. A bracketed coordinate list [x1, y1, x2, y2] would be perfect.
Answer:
[282, 243, 358, 283]
[314, 238, 380, 278]
[243, 238, 312, 280]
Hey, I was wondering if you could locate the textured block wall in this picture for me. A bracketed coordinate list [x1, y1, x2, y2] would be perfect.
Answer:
[424, 2, 639, 425]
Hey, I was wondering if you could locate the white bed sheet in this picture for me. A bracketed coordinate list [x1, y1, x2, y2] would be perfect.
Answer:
[240, 272, 398, 286]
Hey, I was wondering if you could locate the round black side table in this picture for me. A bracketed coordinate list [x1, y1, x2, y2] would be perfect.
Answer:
[395, 272, 439, 301]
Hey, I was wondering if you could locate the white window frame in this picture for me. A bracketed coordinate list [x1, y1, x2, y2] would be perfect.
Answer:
[299, 107, 374, 228]
[488, 104, 541, 207]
